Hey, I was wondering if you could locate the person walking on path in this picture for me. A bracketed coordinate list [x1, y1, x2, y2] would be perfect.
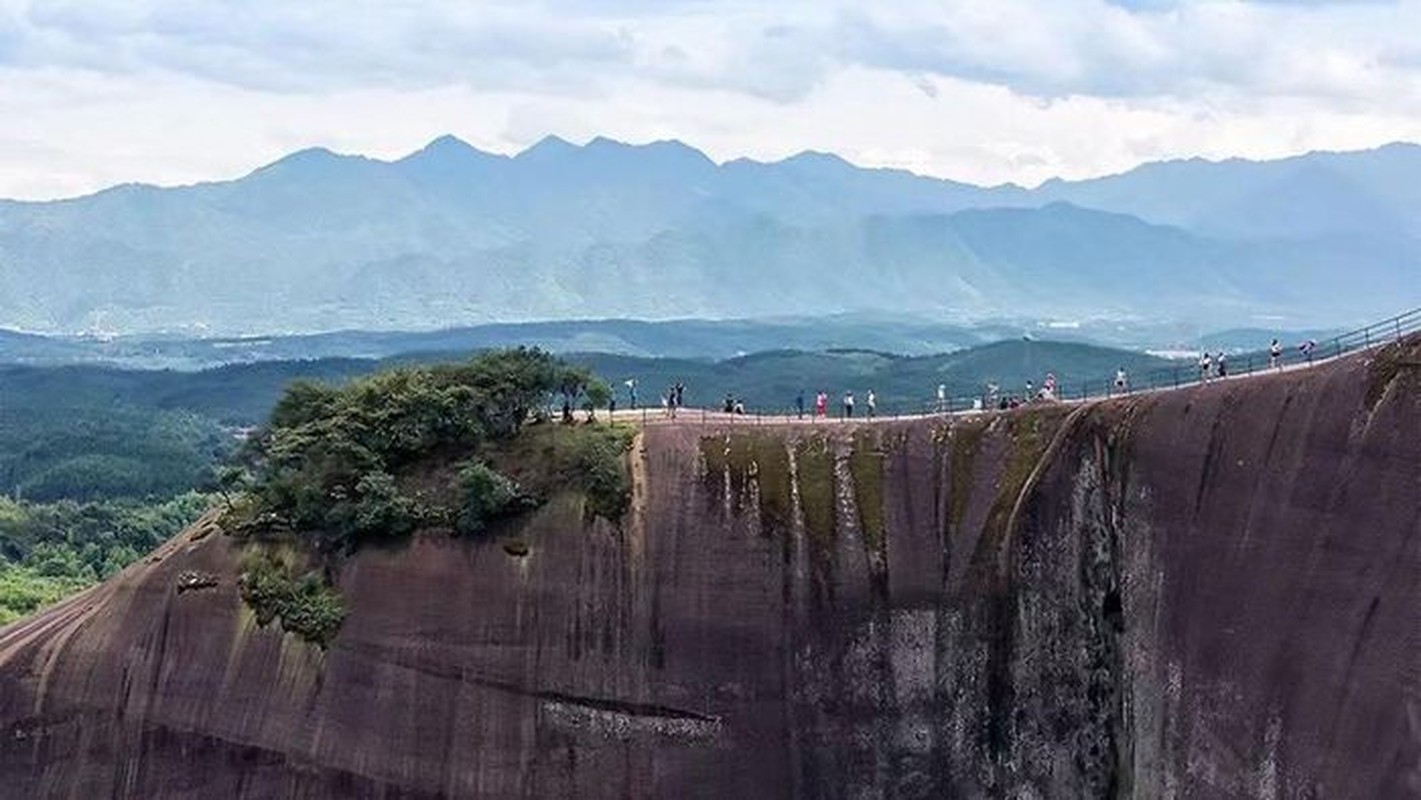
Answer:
[673, 382, 685, 409]
[1269, 339, 1283, 370]
[866, 389, 877, 418]
[625, 378, 638, 409]
[843, 390, 855, 419]
[795, 390, 805, 419]
[937, 383, 947, 413]
[1199, 352, 1212, 383]
[1216, 352, 1228, 379]
[1300, 339, 1317, 363]
[815, 391, 828, 418]
[1114, 367, 1128, 394]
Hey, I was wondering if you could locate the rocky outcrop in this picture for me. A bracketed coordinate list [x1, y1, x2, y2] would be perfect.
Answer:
[0, 339, 1417, 798]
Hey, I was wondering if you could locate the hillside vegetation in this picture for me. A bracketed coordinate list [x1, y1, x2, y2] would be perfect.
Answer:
[224, 348, 631, 646]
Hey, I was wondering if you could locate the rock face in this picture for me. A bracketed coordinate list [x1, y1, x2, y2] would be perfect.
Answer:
[0, 339, 1418, 798]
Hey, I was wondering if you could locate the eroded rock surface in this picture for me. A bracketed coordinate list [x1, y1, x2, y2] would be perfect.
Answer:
[0, 339, 1417, 798]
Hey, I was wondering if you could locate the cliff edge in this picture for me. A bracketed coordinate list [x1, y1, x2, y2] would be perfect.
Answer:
[0, 338, 1417, 798]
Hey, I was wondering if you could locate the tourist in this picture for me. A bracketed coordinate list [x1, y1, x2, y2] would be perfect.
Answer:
[1216, 352, 1228, 378]
[1199, 352, 1212, 382]
[867, 389, 877, 418]
[795, 390, 805, 419]
[1269, 339, 1283, 370]
[816, 390, 828, 418]
[937, 383, 946, 413]
[843, 390, 855, 418]
[1114, 367, 1128, 394]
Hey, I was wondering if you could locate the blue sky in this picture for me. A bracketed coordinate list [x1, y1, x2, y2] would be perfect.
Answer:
[1, 0, 1419, 199]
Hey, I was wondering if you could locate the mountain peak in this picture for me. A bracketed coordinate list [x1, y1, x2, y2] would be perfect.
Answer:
[416, 134, 477, 155]
[517, 135, 579, 160]
[781, 150, 853, 169]
[397, 135, 499, 165]
[249, 146, 370, 178]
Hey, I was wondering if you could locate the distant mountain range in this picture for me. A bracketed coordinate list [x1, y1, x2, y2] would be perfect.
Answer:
[2, 136, 1418, 334]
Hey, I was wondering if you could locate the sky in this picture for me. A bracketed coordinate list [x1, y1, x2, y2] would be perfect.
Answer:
[3, 0, 1421, 200]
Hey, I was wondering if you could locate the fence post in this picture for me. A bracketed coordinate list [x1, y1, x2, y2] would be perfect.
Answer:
[1398, 318, 1404, 343]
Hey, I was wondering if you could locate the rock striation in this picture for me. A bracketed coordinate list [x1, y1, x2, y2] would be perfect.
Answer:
[0, 338, 1417, 798]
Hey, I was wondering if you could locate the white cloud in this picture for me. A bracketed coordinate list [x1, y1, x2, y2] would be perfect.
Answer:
[1, 0, 1421, 198]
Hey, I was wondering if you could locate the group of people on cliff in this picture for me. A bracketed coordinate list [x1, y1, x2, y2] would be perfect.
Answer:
[609, 334, 1327, 423]
[792, 388, 879, 419]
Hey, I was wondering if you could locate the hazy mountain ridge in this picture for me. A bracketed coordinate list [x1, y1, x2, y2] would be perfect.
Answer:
[1, 137, 1418, 334]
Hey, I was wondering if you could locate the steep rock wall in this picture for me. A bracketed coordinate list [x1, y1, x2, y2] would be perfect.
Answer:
[0, 339, 1417, 798]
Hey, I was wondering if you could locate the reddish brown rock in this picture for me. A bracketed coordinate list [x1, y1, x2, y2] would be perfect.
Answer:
[0, 339, 1417, 798]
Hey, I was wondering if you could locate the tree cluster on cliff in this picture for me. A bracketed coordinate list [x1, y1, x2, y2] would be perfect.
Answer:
[224, 347, 631, 646]
[232, 347, 619, 550]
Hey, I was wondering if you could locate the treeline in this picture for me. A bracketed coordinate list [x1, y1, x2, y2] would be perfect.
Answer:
[0, 493, 211, 624]
[0, 404, 231, 502]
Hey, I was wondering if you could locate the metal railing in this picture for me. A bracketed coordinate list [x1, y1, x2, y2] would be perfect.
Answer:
[602, 306, 1421, 426]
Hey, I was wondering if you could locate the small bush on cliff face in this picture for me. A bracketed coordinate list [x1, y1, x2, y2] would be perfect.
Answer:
[454, 460, 534, 535]
[238, 550, 345, 648]
[573, 426, 635, 522]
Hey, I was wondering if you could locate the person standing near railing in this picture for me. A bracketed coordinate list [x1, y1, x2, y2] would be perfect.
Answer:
[843, 390, 855, 419]
[866, 389, 877, 418]
[1114, 367, 1128, 394]
[1216, 352, 1228, 378]
[1199, 352, 1212, 382]
[795, 390, 805, 419]
[1269, 339, 1283, 369]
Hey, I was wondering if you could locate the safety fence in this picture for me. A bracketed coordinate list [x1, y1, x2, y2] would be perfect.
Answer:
[603, 305, 1421, 426]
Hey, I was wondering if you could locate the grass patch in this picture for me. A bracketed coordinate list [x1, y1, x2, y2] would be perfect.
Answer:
[699, 433, 794, 538]
[795, 436, 838, 555]
[949, 422, 986, 532]
[982, 409, 1069, 547]
[848, 429, 886, 552]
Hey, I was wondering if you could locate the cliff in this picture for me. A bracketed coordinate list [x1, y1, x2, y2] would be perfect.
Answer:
[0, 338, 1417, 798]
